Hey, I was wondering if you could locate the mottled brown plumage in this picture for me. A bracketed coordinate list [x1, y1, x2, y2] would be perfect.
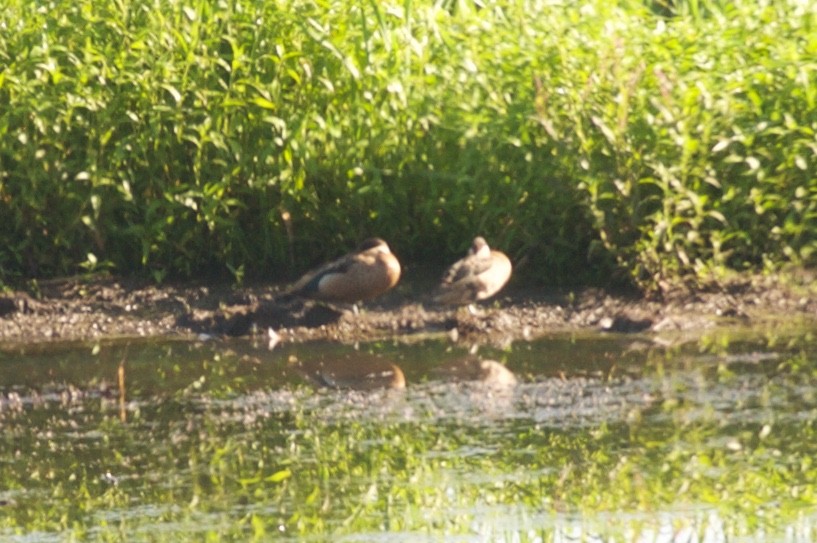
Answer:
[433, 236, 512, 306]
[286, 238, 401, 304]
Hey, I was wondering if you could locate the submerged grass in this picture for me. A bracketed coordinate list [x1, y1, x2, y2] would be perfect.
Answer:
[1, 331, 817, 540]
[1, 0, 816, 287]
[1, 392, 816, 540]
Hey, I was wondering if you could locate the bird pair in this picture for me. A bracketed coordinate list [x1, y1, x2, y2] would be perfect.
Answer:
[283, 237, 512, 308]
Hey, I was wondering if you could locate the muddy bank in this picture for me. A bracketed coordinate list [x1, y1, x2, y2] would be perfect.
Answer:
[0, 273, 815, 346]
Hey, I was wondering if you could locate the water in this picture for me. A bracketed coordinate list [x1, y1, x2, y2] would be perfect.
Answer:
[1, 327, 816, 541]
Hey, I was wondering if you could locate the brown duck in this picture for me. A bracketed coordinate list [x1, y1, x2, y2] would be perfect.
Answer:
[432, 236, 512, 306]
[284, 238, 401, 304]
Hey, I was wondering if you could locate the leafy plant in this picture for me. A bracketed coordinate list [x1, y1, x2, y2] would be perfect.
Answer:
[1, 0, 815, 288]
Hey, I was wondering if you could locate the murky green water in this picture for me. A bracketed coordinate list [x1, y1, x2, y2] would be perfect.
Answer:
[1, 326, 816, 541]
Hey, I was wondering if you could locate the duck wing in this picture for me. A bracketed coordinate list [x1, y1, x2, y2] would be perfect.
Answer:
[442, 253, 493, 286]
[288, 254, 356, 297]
[431, 253, 494, 305]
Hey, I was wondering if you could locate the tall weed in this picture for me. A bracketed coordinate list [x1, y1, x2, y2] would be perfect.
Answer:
[1, 0, 815, 288]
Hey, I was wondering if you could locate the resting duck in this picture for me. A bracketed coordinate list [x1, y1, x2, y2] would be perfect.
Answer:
[432, 236, 512, 307]
[284, 238, 401, 304]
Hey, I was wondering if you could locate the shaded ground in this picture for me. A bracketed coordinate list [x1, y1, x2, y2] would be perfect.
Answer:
[0, 272, 815, 346]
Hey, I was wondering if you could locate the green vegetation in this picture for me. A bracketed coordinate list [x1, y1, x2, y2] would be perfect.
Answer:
[1, 0, 816, 286]
[1, 330, 817, 540]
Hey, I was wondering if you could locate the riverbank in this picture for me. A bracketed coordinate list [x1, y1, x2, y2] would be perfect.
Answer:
[1, 272, 814, 346]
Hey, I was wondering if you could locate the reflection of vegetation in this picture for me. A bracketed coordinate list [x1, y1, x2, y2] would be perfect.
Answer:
[4, 401, 816, 540]
[1, 342, 817, 541]
[1, 0, 816, 287]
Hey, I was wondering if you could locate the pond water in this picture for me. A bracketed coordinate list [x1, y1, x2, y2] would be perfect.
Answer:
[1, 325, 816, 541]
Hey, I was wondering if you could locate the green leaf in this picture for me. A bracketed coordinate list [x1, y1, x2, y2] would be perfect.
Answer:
[266, 469, 292, 483]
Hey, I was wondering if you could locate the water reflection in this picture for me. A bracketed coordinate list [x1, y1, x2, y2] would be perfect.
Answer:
[432, 356, 517, 389]
[0, 327, 815, 541]
[289, 352, 406, 391]
[433, 506, 730, 543]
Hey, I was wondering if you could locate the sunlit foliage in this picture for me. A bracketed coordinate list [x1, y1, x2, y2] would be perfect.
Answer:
[0, 0, 815, 286]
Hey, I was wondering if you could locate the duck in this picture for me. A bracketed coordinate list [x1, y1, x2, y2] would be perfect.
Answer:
[432, 236, 512, 307]
[283, 238, 401, 305]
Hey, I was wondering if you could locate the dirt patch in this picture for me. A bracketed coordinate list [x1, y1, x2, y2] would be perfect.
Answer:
[0, 273, 815, 346]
